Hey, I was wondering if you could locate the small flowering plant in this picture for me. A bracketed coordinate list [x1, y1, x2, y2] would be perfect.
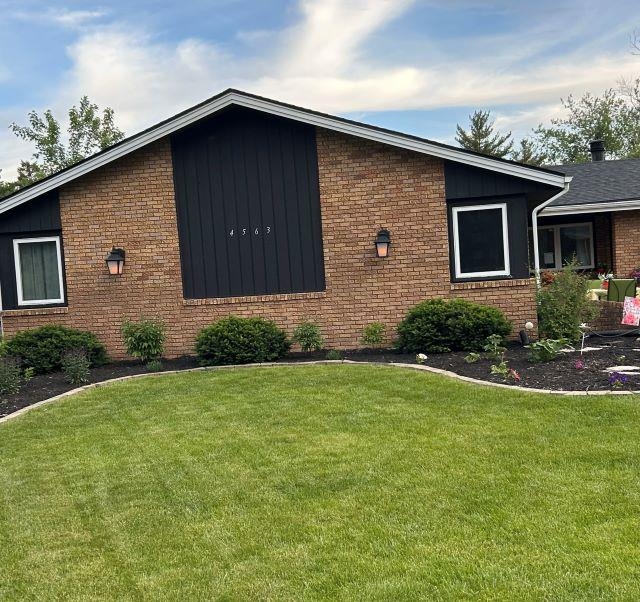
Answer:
[609, 371, 629, 389]
[507, 368, 521, 383]
[629, 267, 640, 282]
[574, 359, 585, 370]
[416, 353, 428, 364]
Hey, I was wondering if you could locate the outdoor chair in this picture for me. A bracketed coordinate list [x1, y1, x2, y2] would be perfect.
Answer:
[606, 279, 637, 302]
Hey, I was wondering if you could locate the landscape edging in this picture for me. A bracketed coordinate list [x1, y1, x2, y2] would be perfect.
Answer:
[1, 359, 637, 425]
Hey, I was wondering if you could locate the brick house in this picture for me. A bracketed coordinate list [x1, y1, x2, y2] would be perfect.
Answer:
[0, 90, 570, 357]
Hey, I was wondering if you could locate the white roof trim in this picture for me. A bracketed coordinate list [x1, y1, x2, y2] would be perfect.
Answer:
[0, 90, 569, 216]
[541, 199, 640, 216]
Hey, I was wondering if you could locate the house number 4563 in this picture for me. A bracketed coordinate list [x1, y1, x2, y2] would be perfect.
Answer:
[228, 226, 272, 237]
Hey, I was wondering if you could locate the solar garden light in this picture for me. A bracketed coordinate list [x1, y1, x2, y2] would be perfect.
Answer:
[520, 321, 535, 345]
[106, 247, 126, 275]
[374, 229, 391, 258]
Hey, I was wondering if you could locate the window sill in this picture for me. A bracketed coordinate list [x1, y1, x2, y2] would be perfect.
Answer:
[450, 278, 534, 291]
[1, 306, 69, 317]
[183, 291, 327, 306]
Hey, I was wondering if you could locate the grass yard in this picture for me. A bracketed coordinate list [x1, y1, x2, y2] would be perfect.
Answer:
[1, 364, 639, 600]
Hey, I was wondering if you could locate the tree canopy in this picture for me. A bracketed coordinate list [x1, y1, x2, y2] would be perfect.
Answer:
[532, 88, 640, 164]
[0, 97, 124, 197]
[455, 110, 513, 158]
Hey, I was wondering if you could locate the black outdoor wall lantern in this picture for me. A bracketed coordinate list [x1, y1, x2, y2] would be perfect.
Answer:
[374, 229, 391, 258]
[106, 247, 126, 275]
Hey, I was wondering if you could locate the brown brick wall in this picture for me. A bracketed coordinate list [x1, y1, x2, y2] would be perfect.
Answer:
[1, 129, 538, 357]
[612, 210, 640, 277]
[591, 300, 638, 332]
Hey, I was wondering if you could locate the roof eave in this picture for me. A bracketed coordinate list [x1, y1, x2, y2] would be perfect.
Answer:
[541, 198, 640, 216]
[0, 90, 568, 216]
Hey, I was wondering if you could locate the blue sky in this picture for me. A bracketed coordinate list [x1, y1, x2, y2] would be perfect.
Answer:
[1, 0, 640, 177]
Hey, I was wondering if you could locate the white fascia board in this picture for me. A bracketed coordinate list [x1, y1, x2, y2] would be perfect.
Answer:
[541, 199, 640, 216]
[0, 91, 569, 216]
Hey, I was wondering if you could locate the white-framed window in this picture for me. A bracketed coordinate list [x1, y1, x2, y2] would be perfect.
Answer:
[13, 236, 65, 306]
[532, 222, 594, 270]
[451, 203, 510, 279]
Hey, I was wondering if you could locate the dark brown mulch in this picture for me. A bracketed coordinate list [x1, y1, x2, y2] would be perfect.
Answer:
[402, 337, 640, 392]
[0, 357, 199, 418]
[2, 337, 639, 419]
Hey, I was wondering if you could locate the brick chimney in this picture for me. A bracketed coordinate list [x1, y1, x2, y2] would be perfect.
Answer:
[589, 139, 605, 162]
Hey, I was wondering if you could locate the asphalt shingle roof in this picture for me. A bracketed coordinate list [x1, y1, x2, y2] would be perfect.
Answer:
[549, 158, 640, 207]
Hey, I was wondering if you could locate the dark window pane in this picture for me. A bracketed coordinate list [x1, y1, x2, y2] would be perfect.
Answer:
[457, 208, 506, 274]
[560, 225, 592, 267]
[19, 240, 60, 301]
[538, 228, 556, 268]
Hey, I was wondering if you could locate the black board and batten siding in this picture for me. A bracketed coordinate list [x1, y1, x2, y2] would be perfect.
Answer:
[171, 108, 325, 299]
[0, 191, 64, 310]
[444, 161, 558, 281]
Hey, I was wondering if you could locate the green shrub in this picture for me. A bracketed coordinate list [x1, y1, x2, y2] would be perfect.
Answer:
[196, 316, 290, 366]
[0, 356, 23, 395]
[362, 322, 385, 347]
[61, 348, 91, 386]
[537, 263, 599, 342]
[292, 321, 323, 352]
[5, 325, 107, 374]
[397, 298, 512, 353]
[325, 349, 343, 360]
[122, 319, 166, 363]
[0, 339, 7, 357]
[528, 338, 568, 362]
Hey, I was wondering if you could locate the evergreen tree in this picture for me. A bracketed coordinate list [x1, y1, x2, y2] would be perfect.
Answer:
[455, 109, 513, 158]
[511, 137, 547, 166]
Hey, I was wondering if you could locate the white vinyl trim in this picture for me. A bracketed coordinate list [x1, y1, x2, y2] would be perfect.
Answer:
[13, 236, 65, 306]
[541, 199, 640, 216]
[452, 203, 510, 279]
[0, 91, 569, 216]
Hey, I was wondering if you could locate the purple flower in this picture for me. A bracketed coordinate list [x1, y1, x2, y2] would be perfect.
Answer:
[575, 359, 585, 370]
[609, 371, 629, 389]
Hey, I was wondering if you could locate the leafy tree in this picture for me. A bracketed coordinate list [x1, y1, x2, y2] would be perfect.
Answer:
[0, 170, 18, 197]
[511, 137, 547, 166]
[1, 96, 124, 195]
[532, 89, 640, 164]
[455, 109, 513, 158]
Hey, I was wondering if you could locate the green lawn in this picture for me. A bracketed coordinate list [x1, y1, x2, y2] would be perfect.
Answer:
[1, 365, 639, 600]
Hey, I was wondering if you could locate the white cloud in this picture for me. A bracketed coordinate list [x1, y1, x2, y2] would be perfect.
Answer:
[1, 0, 639, 178]
[49, 9, 107, 28]
[10, 8, 107, 29]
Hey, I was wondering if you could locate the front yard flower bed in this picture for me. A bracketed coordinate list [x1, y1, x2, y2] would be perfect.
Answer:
[3, 336, 640, 419]
[420, 337, 640, 391]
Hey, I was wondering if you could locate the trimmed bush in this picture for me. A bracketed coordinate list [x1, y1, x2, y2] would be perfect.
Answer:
[397, 298, 512, 353]
[122, 319, 166, 363]
[196, 316, 290, 366]
[5, 325, 107, 374]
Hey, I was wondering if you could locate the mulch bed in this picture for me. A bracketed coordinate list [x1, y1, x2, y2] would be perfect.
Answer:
[2, 335, 640, 418]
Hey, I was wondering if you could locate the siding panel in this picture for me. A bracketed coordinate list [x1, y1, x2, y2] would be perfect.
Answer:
[172, 108, 325, 299]
[0, 190, 63, 310]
